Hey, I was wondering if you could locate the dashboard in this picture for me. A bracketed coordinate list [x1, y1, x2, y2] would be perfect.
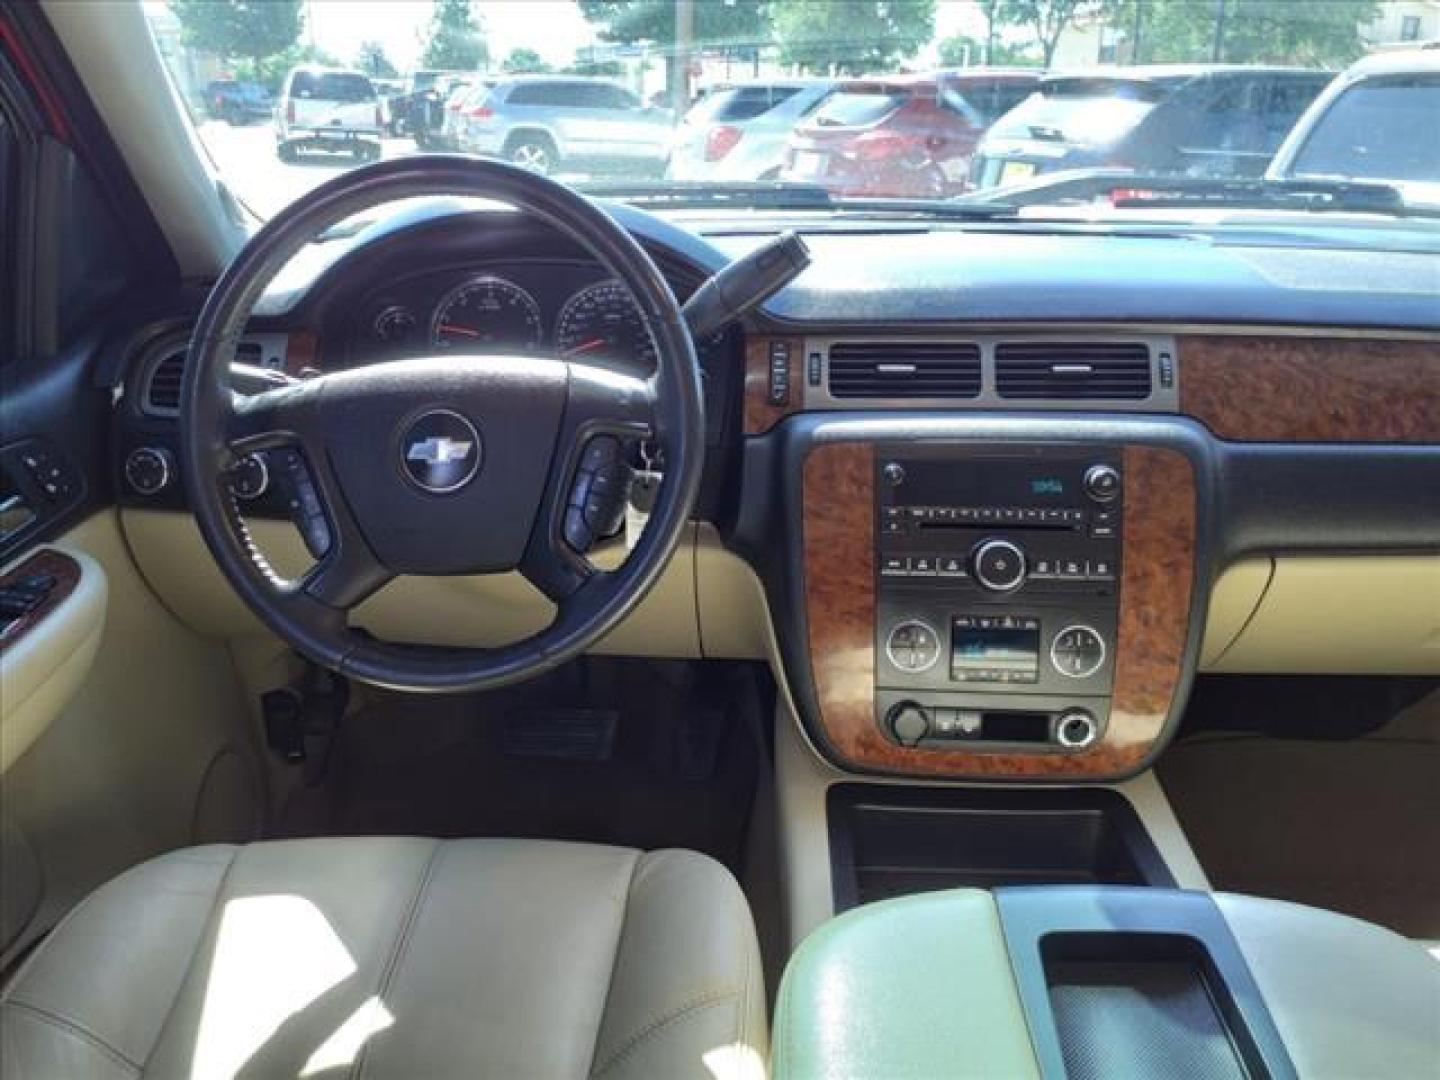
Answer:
[106, 200, 1440, 785]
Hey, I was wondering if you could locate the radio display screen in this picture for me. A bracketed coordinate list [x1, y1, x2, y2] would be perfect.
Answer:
[951, 615, 1040, 683]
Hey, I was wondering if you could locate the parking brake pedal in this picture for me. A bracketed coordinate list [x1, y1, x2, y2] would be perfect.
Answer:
[261, 668, 349, 784]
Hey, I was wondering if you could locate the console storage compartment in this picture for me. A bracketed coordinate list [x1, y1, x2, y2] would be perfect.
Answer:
[828, 784, 1175, 909]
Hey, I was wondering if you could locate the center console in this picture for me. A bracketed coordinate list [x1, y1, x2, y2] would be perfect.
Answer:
[875, 445, 1123, 753]
[799, 429, 1198, 781]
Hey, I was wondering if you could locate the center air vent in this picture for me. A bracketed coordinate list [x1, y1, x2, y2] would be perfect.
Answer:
[995, 342, 1152, 400]
[828, 342, 981, 399]
[144, 347, 188, 415]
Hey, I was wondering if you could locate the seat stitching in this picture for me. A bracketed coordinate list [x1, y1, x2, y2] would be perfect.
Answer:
[582, 848, 642, 1078]
[2, 999, 143, 1074]
[588, 991, 739, 1078]
[350, 838, 444, 1080]
[140, 844, 243, 1073]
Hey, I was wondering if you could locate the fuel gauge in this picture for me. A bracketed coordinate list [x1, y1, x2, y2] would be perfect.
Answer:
[373, 305, 416, 345]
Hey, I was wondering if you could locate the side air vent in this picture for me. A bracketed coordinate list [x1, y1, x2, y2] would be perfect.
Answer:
[144, 347, 188, 415]
[828, 341, 982, 399]
[995, 342, 1152, 400]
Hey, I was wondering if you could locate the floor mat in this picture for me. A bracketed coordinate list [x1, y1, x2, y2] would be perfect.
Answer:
[1159, 683, 1440, 940]
[276, 658, 762, 876]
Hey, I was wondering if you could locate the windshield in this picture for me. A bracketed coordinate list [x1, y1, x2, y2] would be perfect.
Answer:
[144, 0, 1440, 229]
[1289, 74, 1440, 183]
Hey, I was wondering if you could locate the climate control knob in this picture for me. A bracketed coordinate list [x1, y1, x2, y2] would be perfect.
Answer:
[885, 620, 942, 673]
[887, 703, 930, 747]
[971, 538, 1026, 592]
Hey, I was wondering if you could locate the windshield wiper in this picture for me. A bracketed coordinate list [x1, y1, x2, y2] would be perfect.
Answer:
[587, 181, 1018, 219]
[956, 168, 1427, 217]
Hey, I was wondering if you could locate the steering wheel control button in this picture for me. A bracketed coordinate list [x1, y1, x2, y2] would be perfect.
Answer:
[887, 702, 930, 747]
[124, 447, 173, 496]
[565, 436, 631, 552]
[227, 453, 270, 501]
[401, 410, 482, 494]
[1083, 463, 1121, 503]
[1055, 710, 1100, 750]
[885, 620, 942, 673]
[972, 538, 1027, 592]
[1051, 624, 1107, 678]
[272, 449, 331, 558]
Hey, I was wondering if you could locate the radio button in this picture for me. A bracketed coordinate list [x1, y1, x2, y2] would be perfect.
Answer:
[1089, 559, 1116, 581]
[973, 538, 1027, 592]
[1031, 557, 1057, 579]
[908, 555, 937, 576]
[1058, 558, 1085, 579]
[937, 555, 967, 577]
[881, 556, 907, 576]
[1090, 509, 1118, 538]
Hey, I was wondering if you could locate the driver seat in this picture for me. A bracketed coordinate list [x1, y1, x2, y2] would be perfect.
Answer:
[0, 838, 767, 1078]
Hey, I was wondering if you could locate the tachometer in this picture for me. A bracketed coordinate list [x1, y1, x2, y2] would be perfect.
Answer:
[555, 279, 657, 369]
[431, 276, 543, 352]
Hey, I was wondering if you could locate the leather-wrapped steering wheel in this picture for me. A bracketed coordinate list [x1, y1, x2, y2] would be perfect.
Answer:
[181, 156, 703, 692]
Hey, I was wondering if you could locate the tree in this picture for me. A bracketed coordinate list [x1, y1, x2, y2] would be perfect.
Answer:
[169, 0, 302, 81]
[357, 40, 398, 79]
[1103, 0, 1379, 66]
[769, 0, 935, 73]
[938, 32, 1040, 67]
[422, 0, 488, 71]
[997, 0, 1100, 67]
[501, 47, 551, 74]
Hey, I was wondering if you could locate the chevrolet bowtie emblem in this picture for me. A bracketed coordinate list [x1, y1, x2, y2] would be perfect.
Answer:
[400, 411, 482, 494]
[406, 436, 474, 465]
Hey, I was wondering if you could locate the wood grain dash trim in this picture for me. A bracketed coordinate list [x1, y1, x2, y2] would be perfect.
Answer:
[0, 551, 82, 655]
[801, 442, 1196, 779]
[743, 336, 804, 435]
[1180, 335, 1440, 443]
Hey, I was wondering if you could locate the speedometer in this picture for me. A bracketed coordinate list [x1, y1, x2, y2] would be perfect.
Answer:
[555, 279, 657, 369]
[431, 276, 543, 352]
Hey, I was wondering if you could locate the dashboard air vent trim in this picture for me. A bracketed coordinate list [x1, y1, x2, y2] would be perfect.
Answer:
[995, 341, 1152, 400]
[139, 332, 293, 418]
[828, 341, 982, 399]
[803, 334, 1178, 413]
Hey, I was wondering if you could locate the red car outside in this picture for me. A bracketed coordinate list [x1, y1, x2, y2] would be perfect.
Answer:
[781, 70, 1041, 197]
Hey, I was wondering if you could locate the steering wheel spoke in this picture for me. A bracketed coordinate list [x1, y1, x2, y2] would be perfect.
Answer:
[226, 382, 321, 459]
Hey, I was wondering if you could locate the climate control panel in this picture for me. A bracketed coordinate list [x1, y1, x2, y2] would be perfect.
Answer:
[873, 443, 1123, 752]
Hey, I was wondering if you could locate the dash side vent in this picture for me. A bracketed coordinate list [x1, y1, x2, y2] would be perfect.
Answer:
[995, 342, 1152, 400]
[145, 348, 188, 414]
[828, 341, 982, 399]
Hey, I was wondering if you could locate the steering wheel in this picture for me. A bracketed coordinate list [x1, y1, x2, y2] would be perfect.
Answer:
[181, 157, 703, 693]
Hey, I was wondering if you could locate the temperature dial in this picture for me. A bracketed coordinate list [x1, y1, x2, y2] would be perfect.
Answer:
[885, 620, 942, 673]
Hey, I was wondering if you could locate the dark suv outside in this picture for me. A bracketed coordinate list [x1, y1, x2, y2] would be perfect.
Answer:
[203, 79, 272, 125]
[969, 65, 1332, 188]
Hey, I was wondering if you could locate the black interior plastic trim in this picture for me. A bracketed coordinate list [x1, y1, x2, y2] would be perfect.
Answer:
[995, 886, 1298, 1080]
[826, 784, 1177, 912]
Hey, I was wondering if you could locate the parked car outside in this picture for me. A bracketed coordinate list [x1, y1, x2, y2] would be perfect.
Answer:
[781, 70, 1042, 197]
[458, 75, 672, 177]
[203, 79, 272, 125]
[1267, 49, 1440, 209]
[970, 65, 1331, 189]
[275, 65, 383, 162]
[434, 79, 477, 151]
[668, 78, 836, 182]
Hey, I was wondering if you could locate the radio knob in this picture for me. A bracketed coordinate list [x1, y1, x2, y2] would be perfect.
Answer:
[972, 538, 1027, 592]
[1056, 709, 1099, 749]
[1084, 464, 1121, 503]
[882, 461, 906, 486]
[887, 702, 930, 747]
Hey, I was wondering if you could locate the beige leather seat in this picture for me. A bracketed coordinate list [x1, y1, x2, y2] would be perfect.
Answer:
[0, 838, 767, 1078]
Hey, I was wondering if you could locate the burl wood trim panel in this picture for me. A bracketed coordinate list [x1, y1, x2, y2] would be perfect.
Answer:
[743, 336, 804, 434]
[0, 550, 82, 655]
[801, 442, 1195, 779]
[1180, 335, 1440, 443]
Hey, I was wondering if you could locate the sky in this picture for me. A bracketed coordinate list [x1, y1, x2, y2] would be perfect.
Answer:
[298, 0, 987, 73]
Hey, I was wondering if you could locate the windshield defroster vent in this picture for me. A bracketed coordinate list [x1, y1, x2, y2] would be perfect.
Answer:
[995, 342, 1153, 400]
[828, 341, 982, 399]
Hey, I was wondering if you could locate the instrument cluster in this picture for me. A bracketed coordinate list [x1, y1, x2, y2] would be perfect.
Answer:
[344, 259, 670, 373]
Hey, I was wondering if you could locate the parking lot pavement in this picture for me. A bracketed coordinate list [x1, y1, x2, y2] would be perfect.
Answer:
[198, 119, 418, 219]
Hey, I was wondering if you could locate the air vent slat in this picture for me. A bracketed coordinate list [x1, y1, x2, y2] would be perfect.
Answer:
[995, 342, 1151, 400]
[145, 349, 188, 413]
[828, 342, 981, 399]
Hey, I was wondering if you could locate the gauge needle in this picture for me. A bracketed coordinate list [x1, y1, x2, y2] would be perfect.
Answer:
[564, 337, 608, 356]
[438, 324, 481, 338]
